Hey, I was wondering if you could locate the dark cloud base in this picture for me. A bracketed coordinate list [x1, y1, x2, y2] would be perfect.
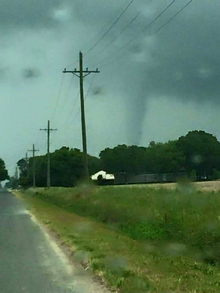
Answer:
[1, 0, 220, 146]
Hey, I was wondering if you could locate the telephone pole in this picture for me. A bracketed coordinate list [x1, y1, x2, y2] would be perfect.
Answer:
[25, 152, 30, 179]
[28, 144, 39, 188]
[40, 120, 57, 188]
[63, 51, 100, 180]
[15, 166, 19, 180]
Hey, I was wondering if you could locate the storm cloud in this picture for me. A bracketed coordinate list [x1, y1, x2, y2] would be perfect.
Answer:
[22, 68, 41, 79]
[0, 0, 62, 29]
[66, 0, 220, 142]
[1, 0, 220, 174]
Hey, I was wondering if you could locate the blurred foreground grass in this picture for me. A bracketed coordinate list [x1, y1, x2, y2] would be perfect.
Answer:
[16, 183, 220, 292]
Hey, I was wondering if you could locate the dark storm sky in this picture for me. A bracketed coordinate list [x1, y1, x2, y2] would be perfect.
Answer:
[0, 0, 220, 174]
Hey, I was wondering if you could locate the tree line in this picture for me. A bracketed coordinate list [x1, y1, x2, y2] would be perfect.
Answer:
[0, 159, 8, 183]
[4, 130, 220, 188]
[16, 147, 101, 187]
[100, 130, 220, 180]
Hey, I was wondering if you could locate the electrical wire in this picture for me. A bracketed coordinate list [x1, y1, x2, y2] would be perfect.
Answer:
[86, 10, 141, 65]
[65, 58, 79, 70]
[85, 0, 135, 55]
[59, 90, 80, 129]
[59, 75, 75, 113]
[100, 0, 194, 69]
[102, 11, 141, 51]
[93, 0, 194, 69]
[62, 75, 97, 131]
[88, 0, 178, 67]
[153, 0, 194, 35]
[58, 67, 96, 130]
[66, 1, 135, 69]
[50, 74, 65, 121]
[85, 74, 97, 101]
[80, 1, 129, 49]
[51, 75, 77, 129]
[64, 1, 131, 68]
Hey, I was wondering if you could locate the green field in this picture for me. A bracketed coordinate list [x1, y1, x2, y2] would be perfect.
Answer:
[17, 184, 220, 292]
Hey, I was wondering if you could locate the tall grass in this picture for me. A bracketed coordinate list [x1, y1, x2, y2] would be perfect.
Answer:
[27, 184, 220, 264]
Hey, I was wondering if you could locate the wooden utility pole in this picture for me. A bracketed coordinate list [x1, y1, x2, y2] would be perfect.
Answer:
[40, 120, 57, 188]
[63, 52, 100, 180]
[25, 152, 30, 179]
[28, 144, 39, 188]
[15, 166, 19, 181]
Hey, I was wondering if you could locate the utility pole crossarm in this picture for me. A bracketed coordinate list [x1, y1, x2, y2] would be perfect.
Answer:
[40, 128, 58, 132]
[28, 146, 39, 156]
[63, 68, 100, 78]
[28, 149, 39, 152]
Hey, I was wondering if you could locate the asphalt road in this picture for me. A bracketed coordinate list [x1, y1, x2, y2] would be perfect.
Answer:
[0, 190, 108, 293]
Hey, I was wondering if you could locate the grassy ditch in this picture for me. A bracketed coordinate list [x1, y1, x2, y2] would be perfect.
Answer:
[16, 185, 220, 292]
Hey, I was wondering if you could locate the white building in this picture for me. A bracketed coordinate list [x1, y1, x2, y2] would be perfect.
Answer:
[91, 170, 115, 181]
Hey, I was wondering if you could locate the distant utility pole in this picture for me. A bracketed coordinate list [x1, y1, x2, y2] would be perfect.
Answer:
[25, 152, 30, 179]
[40, 120, 57, 188]
[63, 51, 100, 180]
[28, 144, 39, 188]
[15, 166, 19, 181]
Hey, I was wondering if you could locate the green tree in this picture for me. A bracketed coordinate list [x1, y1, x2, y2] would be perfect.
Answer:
[17, 158, 31, 187]
[100, 145, 147, 174]
[18, 147, 101, 187]
[146, 140, 185, 174]
[177, 130, 220, 179]
[212, 169, 220, 180]
[0, 158, 9, 181]
[100, 145, 129, 173]
[50, 147, 84, 187]
[100, 142, 185, 175]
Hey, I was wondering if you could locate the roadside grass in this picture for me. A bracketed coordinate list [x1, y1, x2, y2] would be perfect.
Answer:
[26, 184, 220, 263]
[15, 184, 220, 292]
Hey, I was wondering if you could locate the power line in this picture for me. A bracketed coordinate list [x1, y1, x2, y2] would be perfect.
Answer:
[104, 11, 141, 49]
[86, 10, 141, 65]
[51, 75, 77, 129]
[50, 74, 65, 121]
[77, 1, 129, 53]
[89, 0, 178, 67]
[142, 0, 177, 33]
[65, 57, 79, 70]
[60, 73, 96, 131]
[99, 0, 194, 69]
[65, 1, 133, 68]
[51, 75, 76, 128]
[153, 0, 194, 35]
[73, 75, 96, 120]
[85, 0, 135, 55]
[61, 73, 97, 136]
[59, 90, 80, 129]
[56, 75, 76, 126]
[85, 74, 97, 101]
[62, 75, 75, 106]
